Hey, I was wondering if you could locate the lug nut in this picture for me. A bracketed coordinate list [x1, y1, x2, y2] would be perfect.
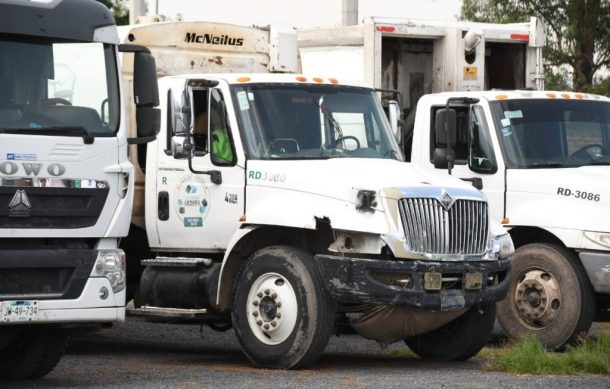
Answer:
[257, 292, 263, 298]
[271, 293, 277, 299]
[276, 313, 281, 318]
[276, 302, 281, 308]
[264, 289, 270, 295]
[263, 324, 270, 330]
[253, 300, 259, 306]
[271, 321, 277, 327]
[256, 320, 263, 326]
[253, 311, 259, 317]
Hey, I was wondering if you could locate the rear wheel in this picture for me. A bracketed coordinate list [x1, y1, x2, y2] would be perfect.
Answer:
[0, 326, 67, 379]
[232, 246, 335, 369]
[405, 303, 496, 361]
[496, 243, 595, 349]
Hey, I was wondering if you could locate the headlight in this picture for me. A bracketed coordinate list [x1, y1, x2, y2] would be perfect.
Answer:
[492, 234, 514, 259]
[90, 250, 126, 293]
[584, 231, 610, 248]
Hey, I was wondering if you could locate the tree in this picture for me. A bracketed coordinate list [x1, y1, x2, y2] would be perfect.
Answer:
[461, 0, 610, 93]
[96, 0, 129, 26]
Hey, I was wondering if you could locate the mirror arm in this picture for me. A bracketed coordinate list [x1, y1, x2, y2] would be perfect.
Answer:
[184, 143, 222, 185]
[128, 135, 156, 145]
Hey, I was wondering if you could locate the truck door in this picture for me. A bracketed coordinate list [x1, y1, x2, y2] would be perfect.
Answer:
[155, 83, 244, 251]
[428, 104, 506, 222]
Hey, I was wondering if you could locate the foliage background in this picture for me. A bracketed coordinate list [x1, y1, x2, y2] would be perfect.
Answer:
[461, 0, 610, 95]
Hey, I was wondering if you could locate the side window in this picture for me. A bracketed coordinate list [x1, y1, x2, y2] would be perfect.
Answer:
[469, 106, 497, 173]
[430, 106, 469, 164]
[210, 89, 236, 165]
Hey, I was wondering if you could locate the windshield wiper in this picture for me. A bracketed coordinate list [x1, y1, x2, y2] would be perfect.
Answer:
[0, 126, 94, 144]
[525, 162, 568, 168]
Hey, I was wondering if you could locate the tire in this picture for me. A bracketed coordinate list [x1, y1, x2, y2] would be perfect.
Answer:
[405, 303, 496, 361]
[0, 326, 67, 379]
[232, 245, 335, 369]
[496, 243, 596, 350]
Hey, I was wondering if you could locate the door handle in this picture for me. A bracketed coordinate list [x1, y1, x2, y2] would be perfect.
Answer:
[461, 177, 483, 190]
[158, 191, 169, 221]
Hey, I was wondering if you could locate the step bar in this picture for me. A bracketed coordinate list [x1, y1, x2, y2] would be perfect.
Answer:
[141, 257, 212, 267]
[128, 305, 209, 319]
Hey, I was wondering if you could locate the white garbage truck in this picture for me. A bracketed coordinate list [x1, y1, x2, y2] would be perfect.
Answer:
[297, 16, 546, 156]
[119, 21, 514, 368]
[0, 0, 159, 379]
[406, 90, 610, 349]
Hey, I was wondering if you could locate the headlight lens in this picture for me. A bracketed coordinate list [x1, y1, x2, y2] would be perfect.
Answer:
[584, 231, 610, 248]
[90, 250, 126, 293]
[492, 234, 514, 259]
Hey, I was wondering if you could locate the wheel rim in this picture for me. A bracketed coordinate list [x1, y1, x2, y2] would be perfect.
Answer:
[246, 272, 298, 345]
[514, 268, 562, 329]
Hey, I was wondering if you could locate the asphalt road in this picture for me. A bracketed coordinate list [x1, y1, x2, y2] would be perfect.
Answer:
[6, 319, 610, 389]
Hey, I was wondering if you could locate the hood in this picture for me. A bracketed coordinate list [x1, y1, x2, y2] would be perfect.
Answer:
[507, 166, 610, 232]
[246, 158, 480, 208]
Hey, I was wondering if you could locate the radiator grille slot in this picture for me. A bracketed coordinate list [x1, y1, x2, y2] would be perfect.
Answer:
[398, 198, 489, 255]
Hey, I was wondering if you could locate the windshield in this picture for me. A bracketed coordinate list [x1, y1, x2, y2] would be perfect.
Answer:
[0, 35, 120, 137]
[490, 99, 610, 168]
[232, 84, 403, 160]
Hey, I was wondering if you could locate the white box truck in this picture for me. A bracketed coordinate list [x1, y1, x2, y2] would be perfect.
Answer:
[405, 90, 610, 349]
[0, 0, 159, 379]
[119, 21, 514, 368]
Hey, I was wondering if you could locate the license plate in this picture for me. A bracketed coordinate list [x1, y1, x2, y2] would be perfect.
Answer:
[1, 300, 40, 323]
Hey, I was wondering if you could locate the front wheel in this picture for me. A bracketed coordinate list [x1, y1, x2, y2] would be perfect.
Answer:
[0, 326, 67, 379]
[496, 243, 595, 349]
[232, 246, 335, 369]
[405, 303, 496, 361]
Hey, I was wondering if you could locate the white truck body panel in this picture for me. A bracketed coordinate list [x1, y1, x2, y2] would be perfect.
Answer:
[411, 91, 610, 253]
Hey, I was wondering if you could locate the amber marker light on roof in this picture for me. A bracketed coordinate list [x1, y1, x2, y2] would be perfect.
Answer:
[561, 93, 570, 99]
[575, 93, 584, 99]
[236, 77, 251, 83]
[546, 93, 557, 99]
[313, 77, 324, 83]
[502, 218, 510, 225]
[329, 78, 339, 84]
[239, 215, 246, 222]
[495, 95, 508, 100]
[296, 76, 307, 82]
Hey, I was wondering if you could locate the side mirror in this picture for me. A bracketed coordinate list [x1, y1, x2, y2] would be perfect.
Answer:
[169, 85, 192, 135]
[435, 108, 457, 147]
[171, 135, 190, 159]
[119, 44, 161, 144]
[433, 148, 455, 169]
[388, 100, 403, 144]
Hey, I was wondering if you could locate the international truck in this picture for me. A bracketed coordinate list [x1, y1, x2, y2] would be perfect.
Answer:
[405, 90, 610, 349]
[0, 0, 159, 379]
[119, 21, 514, 368]
[297, 17, 610, 349]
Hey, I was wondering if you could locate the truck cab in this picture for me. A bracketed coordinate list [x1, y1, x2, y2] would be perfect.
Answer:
[410, 90, 610, 349]
[0, 0, 159, 379]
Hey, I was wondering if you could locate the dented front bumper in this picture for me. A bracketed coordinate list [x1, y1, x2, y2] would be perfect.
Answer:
[314, 254, 511, 311]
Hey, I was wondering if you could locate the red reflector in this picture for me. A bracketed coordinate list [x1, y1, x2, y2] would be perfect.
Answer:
[510, 33, 529, 41]
[376, 26, 396, 33]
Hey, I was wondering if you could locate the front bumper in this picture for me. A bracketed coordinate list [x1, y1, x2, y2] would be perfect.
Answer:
[580, 251, 610, 294]
[315, 254, 510, 310]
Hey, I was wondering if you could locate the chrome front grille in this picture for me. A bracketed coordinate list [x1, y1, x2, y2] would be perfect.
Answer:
[398, 198, 489, 255]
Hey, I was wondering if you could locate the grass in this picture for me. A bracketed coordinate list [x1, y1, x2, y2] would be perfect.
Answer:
[482, 329, 610, 375]
[390, 325, 610, 375]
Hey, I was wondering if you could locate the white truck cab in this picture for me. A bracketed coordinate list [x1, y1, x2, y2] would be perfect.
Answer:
[0, 0, 159, 379]
[127, 72, 514, 368]
[410, 90, 610, 348]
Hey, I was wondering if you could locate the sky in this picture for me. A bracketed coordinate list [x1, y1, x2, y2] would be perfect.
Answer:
[137, 0, 462, 27]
